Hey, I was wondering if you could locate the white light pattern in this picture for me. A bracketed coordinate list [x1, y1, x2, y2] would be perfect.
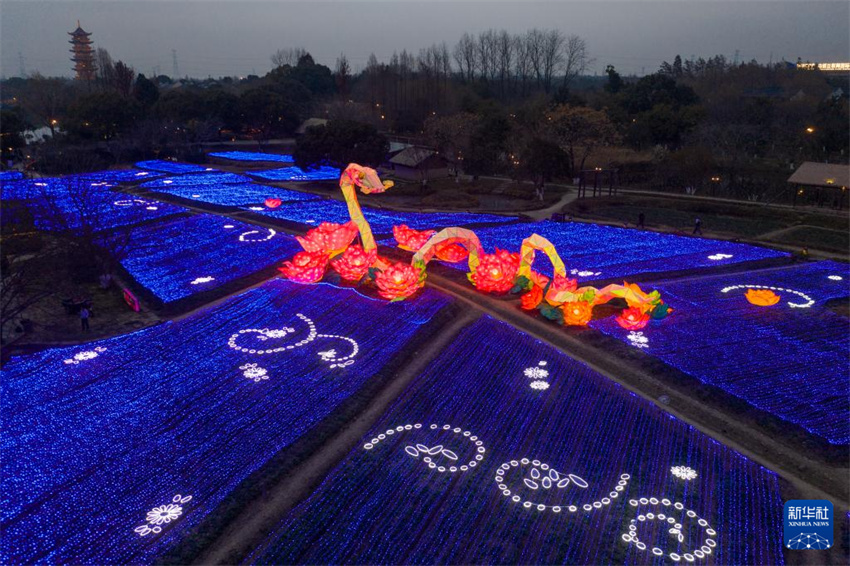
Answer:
[707, 253, 733, 261]
[363, 423, 485, 473]
[224, 225, 235, 229]
[624, 497, 717, 562]
[227, 313, 359, 368]
[524, 366, 549, 379]
[525, 361, 551, 391]
[134, 494, 192, 537]
[63, 346, 107, 365]
[113, 199, 148, 207]
[240, 363, 269, 383]
[529, 380, 550, 390]
[671, 466, 698, 480]
[828, 275, 843, 281]
[190, 276, 215, 285]
[146, 206, 158, 210]
[495, 458, 628, 514]
[721, 284, 814, 308]
[570, 269, 602, 277]
[787, 533, 831, 550]
[248, 206, 264, 211]
[627, 331, 649, 349]
[239, 228, 277, 242]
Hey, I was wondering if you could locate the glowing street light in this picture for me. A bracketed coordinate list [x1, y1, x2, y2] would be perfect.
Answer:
[805, 126, 815, 134]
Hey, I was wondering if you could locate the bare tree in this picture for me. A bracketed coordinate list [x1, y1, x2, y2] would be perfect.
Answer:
[270, 47, 307, 68]
[95, 47, 115, 88]
[513, 34, 531, 95]
[562, 34, 590, 90]
[541, 29, 566, 93]
[453, 33, 476, 82]
[335, 53, 351, 96]
[496, 30, 514, 96]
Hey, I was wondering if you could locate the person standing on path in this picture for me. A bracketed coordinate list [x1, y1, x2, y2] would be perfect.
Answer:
[80, 306, 90, 332]
[693, 217, 703, 236]
[637, 212, 645, 229]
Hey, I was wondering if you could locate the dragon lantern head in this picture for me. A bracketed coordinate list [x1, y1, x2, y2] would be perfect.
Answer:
[345, 163, 394, 194]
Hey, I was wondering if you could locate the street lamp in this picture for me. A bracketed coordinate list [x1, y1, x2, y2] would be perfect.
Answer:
[805, 126, 815, 134]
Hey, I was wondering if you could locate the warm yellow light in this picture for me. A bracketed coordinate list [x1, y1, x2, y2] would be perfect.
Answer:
[805, 127, 815, 133]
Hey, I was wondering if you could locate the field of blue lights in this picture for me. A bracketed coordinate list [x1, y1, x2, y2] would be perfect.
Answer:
[0, 170, 24, 181]
[248, 315, 785, 565]
[592, 260, 850, 445]
[455, 221, 788, 281]
[247, 165, 341, 182]
[1, 170, 157, 201]
[140, 171, 254, 189]
[114, 214, 302, 303]
[144, 178, 320, 207]
[208, 151, 294, 163]
[135, 160, 214, 174]
[245, 199, 515, 234]
[0, 280, 451, 564]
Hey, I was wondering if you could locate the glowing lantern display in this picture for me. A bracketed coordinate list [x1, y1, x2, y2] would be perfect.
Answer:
[265, 198, 282, 209]
[650, 302, 673, 319]
[279, 251, 329, 283]
[375, 262, 422, 300]
[393, 224, 436, 252]
[745, 288, 780, 307]
[330, 245, 376, 281]
[616, 306, 650, 330]
[545, 274, 578, 305]
[562, 300, 593, 326]
[296, 221, 358, 257]
[434, 242, 470, 263]
[520, 285, 544, 310]
[470, 249, 520, 293]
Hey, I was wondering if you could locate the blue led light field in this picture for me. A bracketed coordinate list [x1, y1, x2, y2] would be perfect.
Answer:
[114, 214, 302, 303]
[135, 160, 214, 174]
[248, 165, 341, 182]
[143, 176, 319, 207]
[0, 171, 23, 181]
[456, 221, 788, 281]
[592, 260, 850, 445]
[0, 280, 451, 564]
[208, 151, 294, 163]
[248, 315, 785, 565]
[1, 170, 157, 201]
[245, 199, 516, 234]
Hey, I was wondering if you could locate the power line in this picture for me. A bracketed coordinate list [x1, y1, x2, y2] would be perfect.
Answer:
[172, 49, 179, 78]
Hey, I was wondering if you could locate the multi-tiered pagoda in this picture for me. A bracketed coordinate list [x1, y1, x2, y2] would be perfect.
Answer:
[68, 21, 96, 81]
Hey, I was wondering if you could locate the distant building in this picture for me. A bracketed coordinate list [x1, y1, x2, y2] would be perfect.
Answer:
[788, 161, 850, 208]
[387, 147, 449, 181]
[69, 21, 96, 81]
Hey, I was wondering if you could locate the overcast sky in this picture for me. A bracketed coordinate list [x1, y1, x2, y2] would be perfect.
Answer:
[2, 0, 848, 79]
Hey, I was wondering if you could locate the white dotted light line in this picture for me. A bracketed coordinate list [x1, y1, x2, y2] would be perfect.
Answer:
[239, 228, 277, 242]
[363, 423, 485, 473]
[495, 459, 630, 513]
[624, 498, 716, 562]
[721, 284, 814, 308]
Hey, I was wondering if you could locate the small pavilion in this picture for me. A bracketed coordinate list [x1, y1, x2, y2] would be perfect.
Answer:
[787, 162, 850, 208]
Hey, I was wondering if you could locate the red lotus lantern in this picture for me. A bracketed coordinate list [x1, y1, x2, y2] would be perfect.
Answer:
[393, 224, 436, 252]
[296, 221, 358, 257]
[375, 262, 422, 300]
[545, 274, 578, 304]
[434, 242, 469, 263]
[470, 249, 520, 294]
[520, 285, 543, 310]
[265, 198, 282, 209]
[278, 251, 329, 283]
[616, 306, 650, 330]
[562, 300, 593, 326]
[330, 245, 377, 281]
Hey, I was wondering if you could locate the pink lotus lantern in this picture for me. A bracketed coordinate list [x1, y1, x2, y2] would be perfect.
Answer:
[278, 251, 329, 283]
[330, 245, 377, 281]
[296, 221, 358, 257]
[393, 224, 436, 252]
[375, 262, 422, 300]
[616, 306, 650, 330]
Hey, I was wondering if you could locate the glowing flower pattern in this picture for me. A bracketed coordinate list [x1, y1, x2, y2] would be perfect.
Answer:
[616, 307, 650, 330]
[745, 288, 780, 306]
[330, 245, 377, 281]
[670, 465, 698, 480]
[279, 251, 329, 283]
[470, 249, 520, 294]
[296, 221, 358, 257]
[375, 262, 422, 300]
[434, 242, 469, 263]
[264, 198, 282, 208]
[562, 301, 594, 326]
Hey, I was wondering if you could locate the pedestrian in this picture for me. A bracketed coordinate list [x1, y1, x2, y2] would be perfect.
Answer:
[637, 212, 645, 229]
[80, 306, 90, 332]
[693, 217, 702, 236]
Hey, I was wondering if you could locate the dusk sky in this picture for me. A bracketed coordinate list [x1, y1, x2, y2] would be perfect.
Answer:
[2, 0, 848, 79]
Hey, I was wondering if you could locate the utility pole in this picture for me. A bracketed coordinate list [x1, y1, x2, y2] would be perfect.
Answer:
[18, 51, 25, 77]
[172, 49, 179, 78]
[733, 49, 740, 65]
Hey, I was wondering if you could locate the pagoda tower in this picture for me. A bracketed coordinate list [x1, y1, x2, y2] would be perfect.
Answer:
[68, 21, 96, 81]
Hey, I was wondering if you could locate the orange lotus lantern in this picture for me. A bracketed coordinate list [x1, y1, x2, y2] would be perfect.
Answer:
[616, 306, 650, 330]
[296, 221, 358, 257]
[279, 251, 329, 283]
[393, 224, 436, 252]
[434, 241, 469, 263]
[562, 300, 593, 326]
[745, 288, 780, 307]
[470, 249, 520, 294]
[265, 198, 282, 209]
[375, 261, 422, 300]
[330, 245, 377, 281]
[520, 285, 544, 310]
